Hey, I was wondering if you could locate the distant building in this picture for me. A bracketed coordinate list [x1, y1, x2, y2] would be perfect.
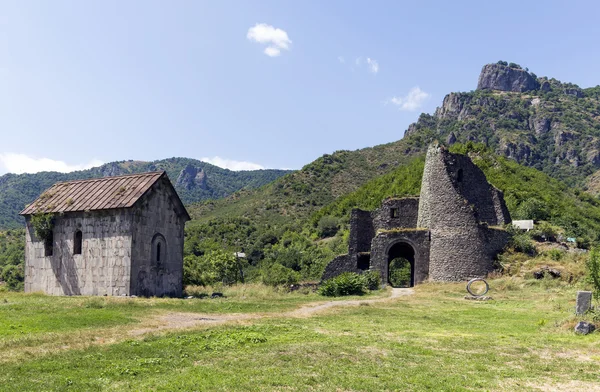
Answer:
[512, 220, 534, 231]
[322, 145, 512, 286]
[20, 172, 190, 297]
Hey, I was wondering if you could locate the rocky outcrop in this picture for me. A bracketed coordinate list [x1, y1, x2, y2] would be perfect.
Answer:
[100, 163, 127, 177]
[176, 165, 208, 190]
[540, 80, 551, 92]
[446, 132, 457, 145]
[477, 63, 540, 92]
[529, 116, 551, 135]
[564, 87, 584, 98]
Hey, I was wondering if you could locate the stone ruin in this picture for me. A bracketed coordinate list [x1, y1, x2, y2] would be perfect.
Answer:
[322, 144, 512, 286]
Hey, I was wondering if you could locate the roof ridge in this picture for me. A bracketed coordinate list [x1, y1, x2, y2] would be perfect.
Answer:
[53, 171, 165, 185]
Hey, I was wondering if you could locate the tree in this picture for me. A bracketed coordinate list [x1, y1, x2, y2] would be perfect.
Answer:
[586, 247, 600, 302]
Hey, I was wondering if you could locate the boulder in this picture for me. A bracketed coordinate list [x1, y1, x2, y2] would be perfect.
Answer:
[574, 321, 596, 335]
[533, 267, 561, 279]
[477, 63, 540, 92]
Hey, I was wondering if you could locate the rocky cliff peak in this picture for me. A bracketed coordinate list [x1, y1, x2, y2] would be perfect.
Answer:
[176, 165, 208, 190]
[477, 63, 540, 92]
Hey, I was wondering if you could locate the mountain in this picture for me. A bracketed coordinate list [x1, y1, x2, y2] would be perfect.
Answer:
[0, 158, 292, 229]
[406, 61, 600, 187]
[189, 61, 600, 230]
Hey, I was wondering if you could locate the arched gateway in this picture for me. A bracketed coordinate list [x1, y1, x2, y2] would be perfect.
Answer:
[387, 242, 415, 288]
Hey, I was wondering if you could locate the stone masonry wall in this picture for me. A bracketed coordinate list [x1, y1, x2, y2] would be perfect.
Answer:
[130, 177, 186, 297]
[440, 152, 510, 225]
[417, 145, 510, 281]
[369, 230, 430, 285]
[348, 209, 374, 255]
[24, 210, 133, 296]
[321, 254, 363, 281]
[372, 198, 420, 231]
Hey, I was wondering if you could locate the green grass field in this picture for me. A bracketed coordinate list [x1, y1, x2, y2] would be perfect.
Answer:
[1, 279, 599, 391]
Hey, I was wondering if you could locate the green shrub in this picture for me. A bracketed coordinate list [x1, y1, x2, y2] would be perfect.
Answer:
[319, 272, 366, 297]
[510, 233, 537, 256]
[544, 249, 564, 261]
[1, 264, 23, 291]
[362, 270, 381, 290]
[260, 263, 300, 287]
[317, 216, 339, 238]
[30, 213, 55, 242]
[586, 247, 600, 302]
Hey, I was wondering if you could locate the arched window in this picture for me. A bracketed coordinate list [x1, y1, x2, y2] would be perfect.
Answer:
[73, 230, 83, 255]
[151, 233, 167, 268]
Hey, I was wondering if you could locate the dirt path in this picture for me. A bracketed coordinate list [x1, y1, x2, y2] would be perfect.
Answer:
[131, 288, 414, 336]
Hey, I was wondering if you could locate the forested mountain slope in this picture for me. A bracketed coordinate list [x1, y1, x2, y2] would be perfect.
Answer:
[0, 158, 291, 229]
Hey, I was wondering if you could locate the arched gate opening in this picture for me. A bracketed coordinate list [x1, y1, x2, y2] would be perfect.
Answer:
[388, 242, 415, 288]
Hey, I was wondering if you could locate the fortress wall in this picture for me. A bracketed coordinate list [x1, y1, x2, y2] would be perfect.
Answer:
[348, 209, 375, 255]
[321, 254, 364, 281]
[372, 198, 420, 231]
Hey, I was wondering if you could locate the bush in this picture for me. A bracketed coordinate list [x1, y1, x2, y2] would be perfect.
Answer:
[319, 271, 382, 297]
[514, 198, 549, 221]
[362, 270, 381, 290]
[260, 263, 300, 287]
[529, 221, 558, 242]
[510, 233, 537, 256]
[586, 247, 600, 302]
[183, 250, 244, 286]
[1, 264, 23, 291]
[317, 216, 339, 238]
[544, 249, 564, 261]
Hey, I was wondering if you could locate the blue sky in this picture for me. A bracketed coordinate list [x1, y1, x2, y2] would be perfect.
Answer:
[1, 0, 600, 174]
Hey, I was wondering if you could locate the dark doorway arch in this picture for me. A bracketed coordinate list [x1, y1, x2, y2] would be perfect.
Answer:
[387, 242, 415, 288]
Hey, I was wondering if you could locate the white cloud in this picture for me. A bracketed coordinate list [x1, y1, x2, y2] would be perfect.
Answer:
[355, 57, 362, 66]
[337, 56, 345, 63]
[264, 46, 281, 57]
[366, 58, 379, 74]
[387, 87, 430, 111]
[0, 153, 103, 174]
[247, 23, 292, 57]
[201, 156, 266, 171]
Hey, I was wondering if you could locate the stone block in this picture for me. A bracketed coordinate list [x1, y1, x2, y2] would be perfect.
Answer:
[576, 291, 593, 315]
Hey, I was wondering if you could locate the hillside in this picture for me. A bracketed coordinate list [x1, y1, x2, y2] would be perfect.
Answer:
[0, 158, 291, 229]
[315, 143, 600, 241]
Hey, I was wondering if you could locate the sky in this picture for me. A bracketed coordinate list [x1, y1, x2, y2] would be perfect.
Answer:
[1, 0, 600, 174]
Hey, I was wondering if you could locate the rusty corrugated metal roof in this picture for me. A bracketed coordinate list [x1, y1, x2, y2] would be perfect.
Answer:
[20, 171, 168, 215]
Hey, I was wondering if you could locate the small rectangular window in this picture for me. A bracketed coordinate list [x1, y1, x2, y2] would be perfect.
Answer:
[74, 230, 83, 255]
[44, 236, 53, 257]
[390, 208, 399, 218]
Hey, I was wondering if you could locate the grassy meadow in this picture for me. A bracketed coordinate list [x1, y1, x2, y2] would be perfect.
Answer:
[1, 279, 599, 391]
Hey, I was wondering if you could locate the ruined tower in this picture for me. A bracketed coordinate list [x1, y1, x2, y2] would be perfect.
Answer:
[322, 144, 512, 285]
[416, 145, 511, 281]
